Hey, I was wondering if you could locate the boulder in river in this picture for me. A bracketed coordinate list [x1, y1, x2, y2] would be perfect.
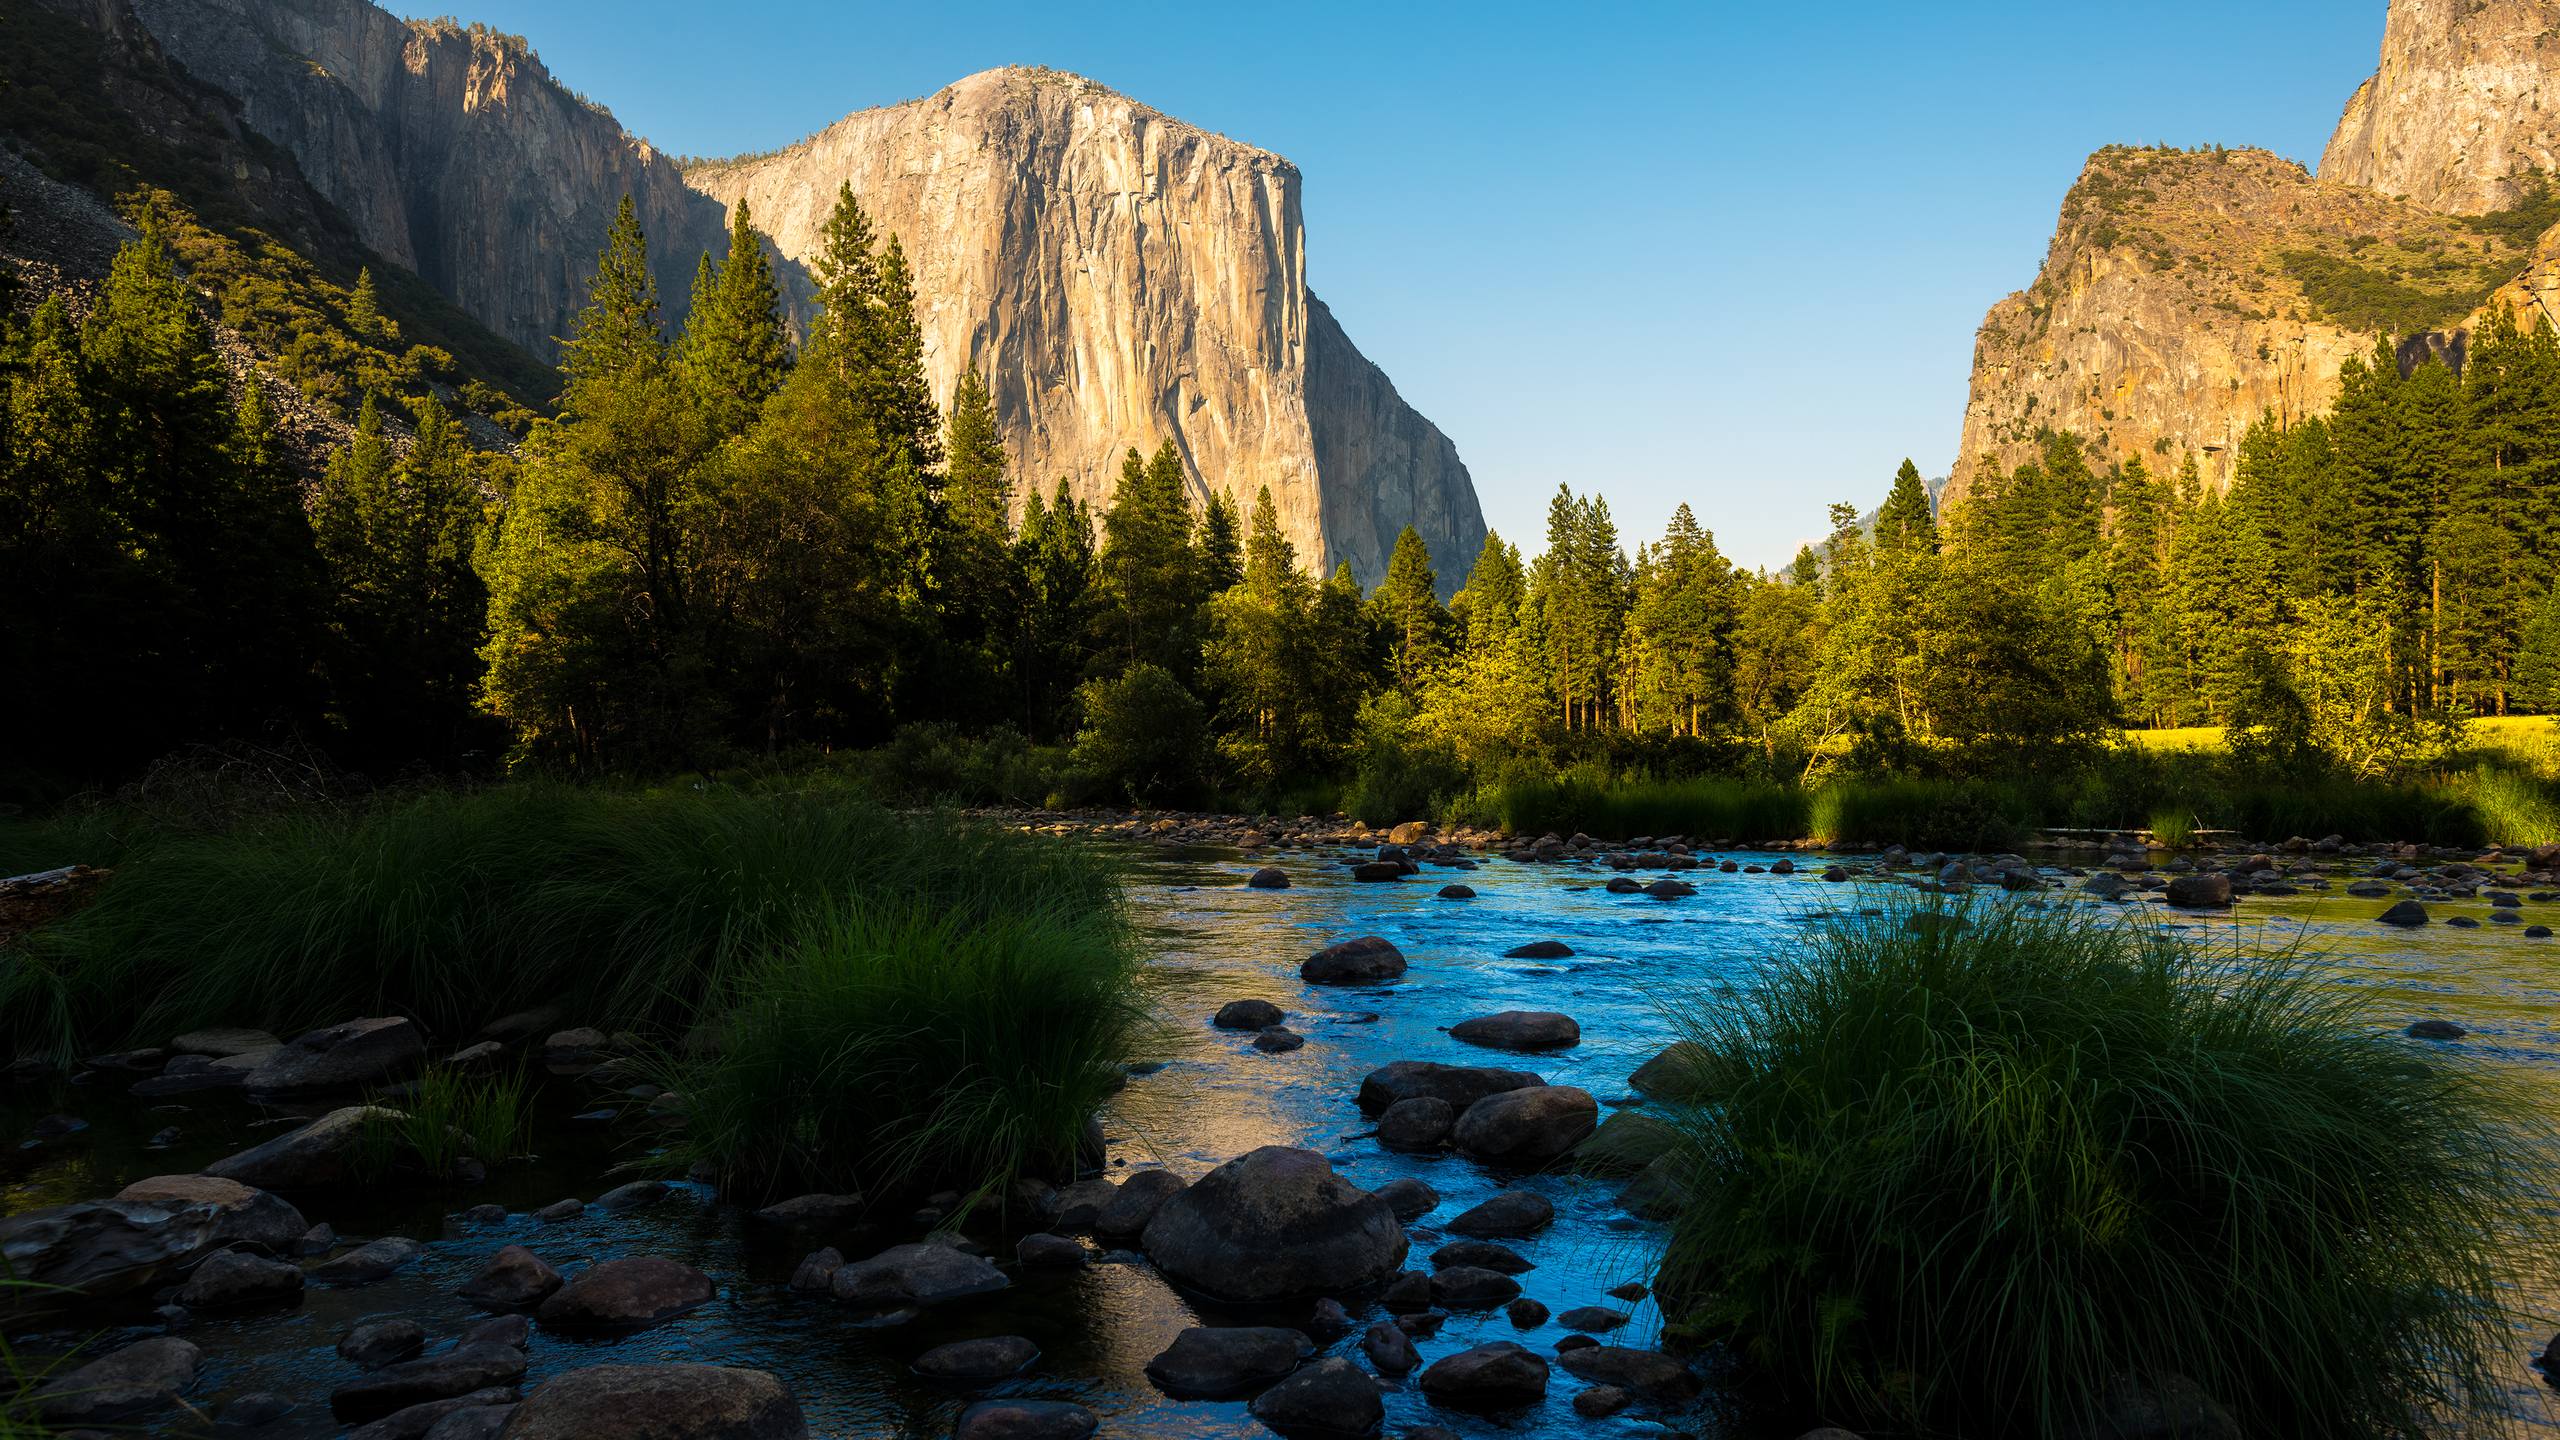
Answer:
[1430, 1265, 1522, 1308]
[169, 1027, 280, 1058]
[1438, 884, 1477, 900]
[310, 1235, 422, 1286]
[1362, 1319, 1420, 1375]
[826, 1242, 1008, 1310]
[1247, 1356, 1382, 1436]
[1454, 1085, 1599, 1166]
[503, 1364, 807, 1440]
[1356, 1060, 1543, 1115]
[1431, 1239, 1532, 1274]
[112, 1175, 305, 1253]
[329, 1342, 528, 1424]
[34, 1336, 201, 1427]
[537, 1257, 716, 1332]
[1553, 1345, 1703, 1404]
[1300, 936, 1407, 985]
[459, 1245, 563, 1310]
[1094, 1170, 1187, 1240]
[1418, 1340, 1549, 1405]
[1627, 1041, 1718, 1102]
[243, 1018, 424, 1097]
[954, 1400, 1096, 1440]
[2164, 874, 2232, 909]
[0, 1198, 219, 1307]
[202, 1106, 401, 1190]
[337, 1317, 426, 1368]
[1502, 940, 1573, 960]
[1446, 1189, 1555, 1238]
[1449, 1011, 1581, 1052]
[749, 1194, 864, 1232]
[174, 1249, 304, 1309]
[1377, 1097, 1456, 1152]
[912, 1336, 1040, 1383]
[2406, 1019, 2468, 1041]
[1369, 1176, 1438, 1222]
[1144, 1325, 1312, 1397]
[1213, 999, 1284, 1031]
[2379, 900, 2430, 927]
[1246, 867, 1291, 890]
[1140, 1146, 1408, 1303]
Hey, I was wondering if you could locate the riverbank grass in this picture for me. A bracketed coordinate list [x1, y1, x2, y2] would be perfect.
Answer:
[1654, 900, 2552, 1440]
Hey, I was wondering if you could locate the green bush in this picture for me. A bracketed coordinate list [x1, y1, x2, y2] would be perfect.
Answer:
[1807, 777, 2032, 850]
[1655, 901, 2550, 1440]
[1072, 664, 1208, 806]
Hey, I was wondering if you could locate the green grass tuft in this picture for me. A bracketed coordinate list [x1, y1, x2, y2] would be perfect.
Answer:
[358, 1066, 530, 1182]
[1654, 899, 2554, 1440]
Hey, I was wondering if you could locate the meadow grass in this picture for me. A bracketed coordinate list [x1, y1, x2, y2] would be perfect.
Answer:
[653, 900, 1150, 1203]
[1653, 899, 2552, 1440]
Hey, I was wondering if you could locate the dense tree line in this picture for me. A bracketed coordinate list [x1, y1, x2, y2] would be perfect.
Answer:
[13, 183, 2560, 803]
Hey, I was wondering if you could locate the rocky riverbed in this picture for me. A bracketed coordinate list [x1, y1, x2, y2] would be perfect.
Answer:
[6, 823, 2560, 1438]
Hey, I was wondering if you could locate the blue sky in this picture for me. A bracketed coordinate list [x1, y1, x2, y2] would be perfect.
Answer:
[448, 0, 2383, 570]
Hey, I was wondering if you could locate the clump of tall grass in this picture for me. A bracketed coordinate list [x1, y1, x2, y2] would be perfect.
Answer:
[1653, 899, 2552, 1440]
[1, 783, 1118, 1057]
[2449, 763, 2560, 849]
[1806, 776, 2033, 851]
[2145, 807, 2196, 849]
[655, 899, 1150, 1204]
[357, 1067, 531, 1181]
[1446, 767, 1806, 841]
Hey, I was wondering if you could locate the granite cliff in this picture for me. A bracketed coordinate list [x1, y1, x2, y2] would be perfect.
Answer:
[108, 2, 1482, 583]
[1949, 0, 2560, 501]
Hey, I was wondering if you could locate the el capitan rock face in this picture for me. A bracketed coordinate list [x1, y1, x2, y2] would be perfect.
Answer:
[2321, 0, 2560, 216]
[685, 67, 1482, 583]
[117, 0, 1483, 585]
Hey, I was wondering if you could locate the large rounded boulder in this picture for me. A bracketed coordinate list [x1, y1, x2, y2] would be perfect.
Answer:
[1140, 1146, 1406, 1303]
[1356, 1060, 1543, 1116]
[501, 1364, 806, 1439]
[1299, 936, 1407, 985]
[1454, 1086, 1599, 1166]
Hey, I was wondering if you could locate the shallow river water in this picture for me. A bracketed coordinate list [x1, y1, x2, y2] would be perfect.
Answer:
[8, 841, 2560, 1437]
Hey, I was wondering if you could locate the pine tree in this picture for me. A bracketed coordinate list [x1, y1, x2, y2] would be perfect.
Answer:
[676, 199, 790, 439]
[943, 369, 1011, 537]
[1198, 488, 1244, 593]
[1626, 504, 1740, 735]
[1875, 459, 1937, 553]
[1099, 442, 1204, 680]
[347, 265, 381, 339]
[1012, 479, 1102, 736]
[1453, 532, 1526, 650]
[561, 197, 665, 397]
[1369, 525, 1450, 692]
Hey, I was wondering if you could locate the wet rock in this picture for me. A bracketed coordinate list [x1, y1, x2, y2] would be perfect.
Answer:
[1045, 1177, 1117, 1230]
[1248, 1356, 1382, 1435]
[1432, 1240, 1532, 1273]
[1378, 1097, 1455, 1152]
[1301, 935, 1407, 984]
[446, 1042, 506, 1070]
[1438, 884, 1476, 899]
[1617, 1154, 1691, 1219]
[1573, 1385, 1630, 1417]
[300, 1222, 340, 1256]
[1449, 1011, 1581, 1052]
[203, 1106, 400, 1189]
[339, 1318, 427, 1367]
[1605, 876, 1643, 893]
[1431, 1265, 1522, 1308]
[243, 1018, 424, 1097]
[330, 1343, 528, 1423]
[1254, 1026, 1307, 1053]
[474, 1007, 563, 1047]
[1554, 1306, 1630, 1332]
[459, 1245, 563, 1310]
[1572, 1110, 1680, 1177]
[0, 1198, 220, 1306]
[1627, 1042, 1717, 1102]
[1382, 1269, 1434, 1312]
[1095, 1169, 1187, 1240]
[1369, 1176, 1438, 1222]
[459, 1314, 531, 1349]
[220, 1390, 297, 1428]
[34, 1335, 201, 1426]
[2164, 874, 2232, 909]
[171, 1026, 282, 1058]
[1351, 861, 1409, 882]
[113, 1175, 306, 1253]
[1356, 1060, 1543, 1115]
[1553, 1345, 1701, 1403]
[1644, 879, 1697, 899]
[458, 1203, 507, 1226]
[1363, 1317, 1421, 1374]
[311, 1236, 423, 1286]
[1454, 1085, 1598, 1165]
[2079, 1373, 2240, 1440]
[175, 1249, 304, 1309]
[421, 1404, 514, 1439]
[2378, 900, 2430, 927]
[1214, 999, 1284, 1030]
[954, 1400, 1096, 1440]
[1506, 1296, 1549, 1328]
[503, 1364, 807, 1440]
[537, 1257, 717, 1332]
[1606, 1280, 1648, 1301]
[1306, 1297, 1352, 1339]
[533, 1199, 583, 1223]
[749, 1194, 864, 1231]
[827, 1243, 1008, 1310]
[1503, 940, 1574, 959]
[1014, 1234, 1085, 1267]
[913, 1336, 1039, 1382]
[1446, 1189, 1554, 1238]
[1145, 1325, 1312, 1397]
[542, 1028, 609, 1065]
[1247, 867, 1291, 890]
[593, 1180, 669, 1212]
[343, 1387, 519, 1440]
[1555, 1334, 1600, 1353]
[2406, 1019, 2468, 1040]
[1141, 1146, 1407, 1303]
[1419, 1341, 1549, 1406]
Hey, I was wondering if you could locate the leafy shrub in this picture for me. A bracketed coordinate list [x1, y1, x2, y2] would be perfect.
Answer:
[1071, 665, 1207, 806]
[1342, 692, 1467, 826]
[1655, 901, 2550, 1440]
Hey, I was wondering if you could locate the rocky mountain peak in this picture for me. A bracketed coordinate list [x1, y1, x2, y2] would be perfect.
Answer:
[2321, 0, 2560, 214]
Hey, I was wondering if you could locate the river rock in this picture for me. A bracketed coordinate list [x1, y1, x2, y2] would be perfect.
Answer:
[1431, 1240, 1532, 1274]
[170, 1026, 280, 1058]
[1644, 878, 1697, 898]
[1419, 1341, 1549, 1405]
[345, 1388, 517, 1440]
[1246, 867, 1290, 890]
[1573, 1109, 1681, 1176]
[129, 1050, 267, 1097]
[459, 1245, 563, 1310]
[1139, 1145, 1408, 1302]
[537, 1257, 716, 1331]
[1378, 1097, 1455, 1151]
[1627, 1041, 1717, 1102]
[1247, 1356, 1382, 1435]
[912, 1335, 1039, 1382]
[1555, 1305, 1630, 1332]
[827, 1243, 1008, 1310]
[2379, 900, 2430, 927]
[203, 1106, 401, 1189]
[1045, 1177, 1117, 1230]
[2164, 874, 2232, 908]
[1574, 1385, 1630, 1417]
[0, 1198, 220, 1306]
[1214, 999, 1283, 1030]
[34, 1336, 202, 1426]
[1431, 1265, 1522, 1308]
[593, 1180, 669, 1212]
[1300, 936, 1407, 984]
[1502, 940, 1574, 959]
[953, 1400, 1096, 1440]
[311, 1236, 423, 1286]
[421, 1404, 515, 1439]
[175, 1249, 305, 1308]
[1096, 1169, 1188, 1239]
[1015, 1234, 1085, 1267]
[1254, 1026, 1306, 1052]
[1507, 1296, 1549, 1327]
[1553, 1345, 1702, 1403]
[1438, 884, 1476, 899]
[1356, 1060, 1543, 1115]
[749, 1194, 864, 1231]
[1454, 1085, 1598, 1165]
[503, 1364, 807, 1439]
[244, 1017, 424, 1096]
[2406, 1019, 2468, 1040]
[1370, 1176, 1438, 1222]
[1354, 1320, 1417, 1377]
[2080, 1372, 2241, 1440]
[1446, 1189, 1554, 1238]
[339, 1318, 427, 1367]
[220, 1391, 299, 1428]
[113, 1175, 306, 1252]
[1449, 1011, 1581, 1052]
[330, 1343, 528, 1423]
[1144, 1326, 1312, 1397]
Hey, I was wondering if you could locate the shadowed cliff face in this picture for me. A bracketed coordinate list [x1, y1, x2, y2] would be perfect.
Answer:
[2321, 0, 2560, 216]
[118, 0, 1483, 586]
[684, 67, 1483, 585]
